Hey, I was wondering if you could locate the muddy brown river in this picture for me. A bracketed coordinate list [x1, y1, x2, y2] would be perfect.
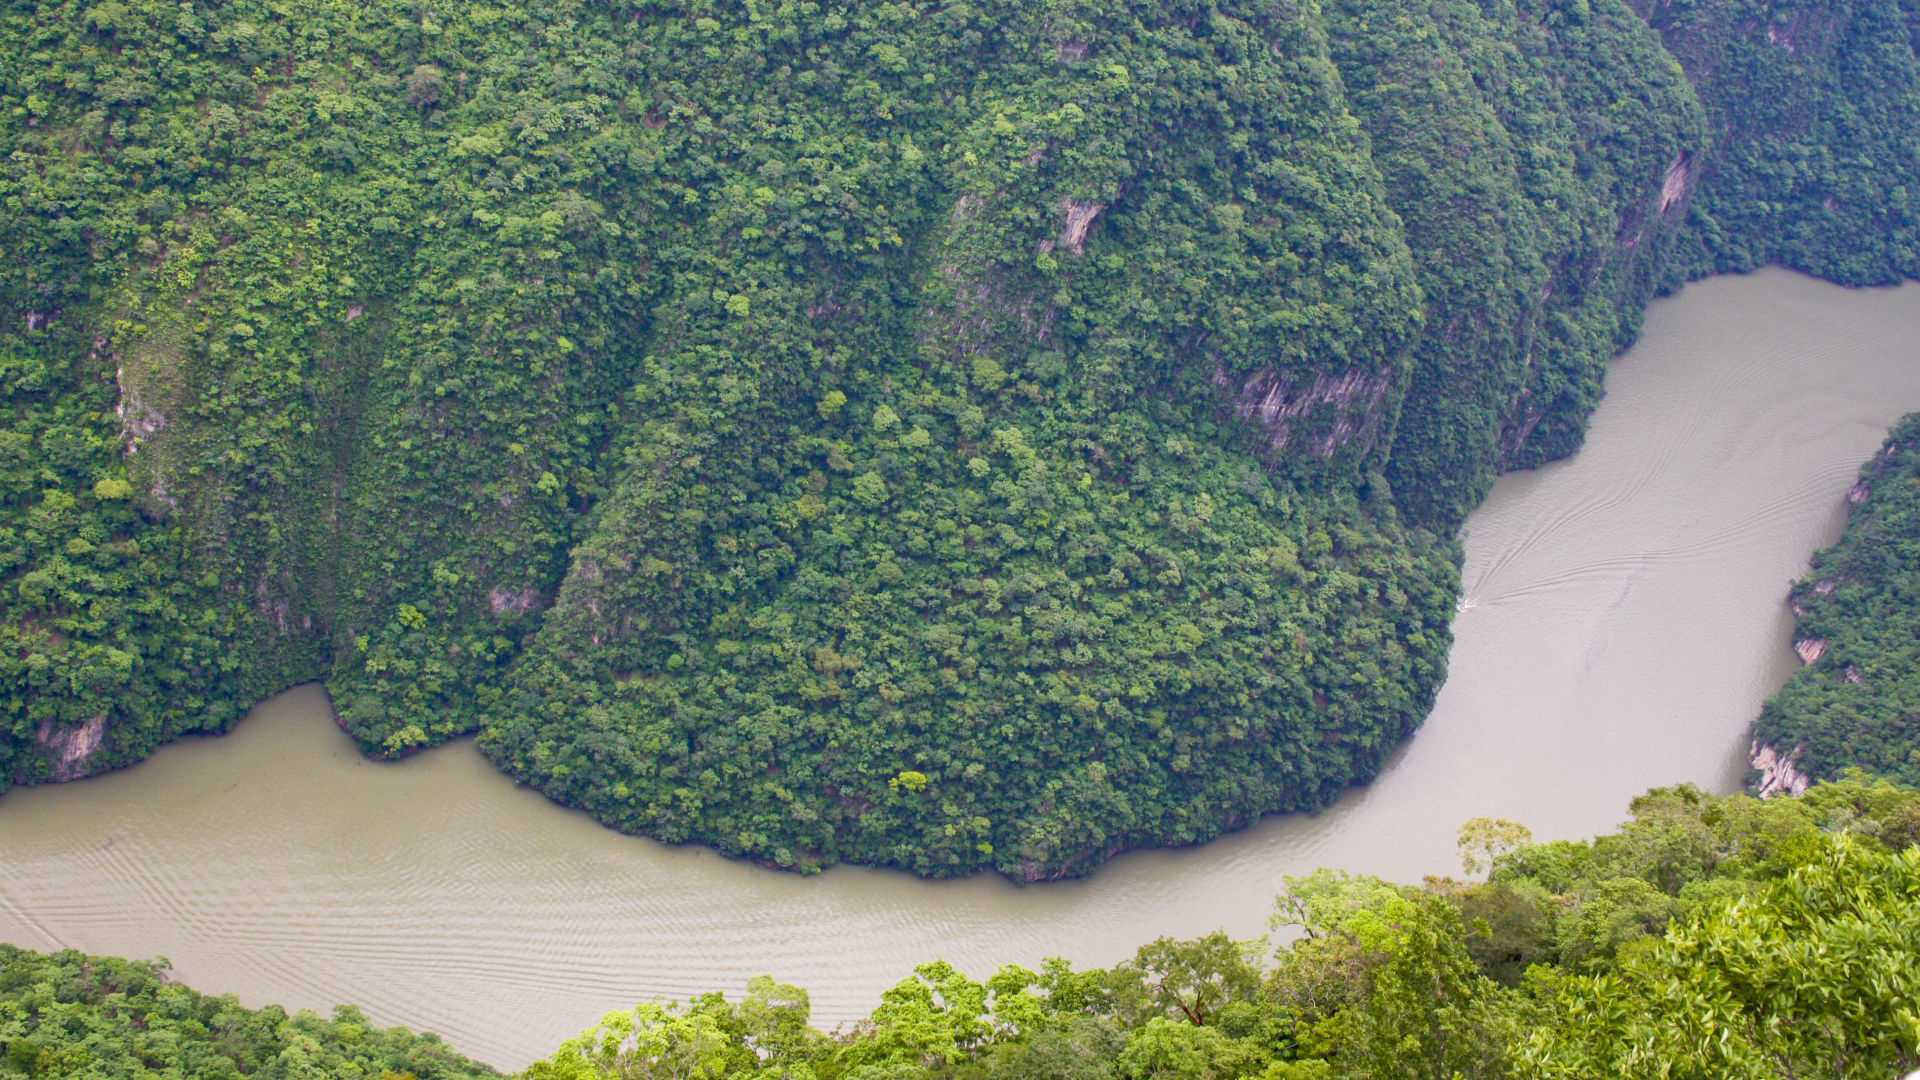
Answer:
[4, 268, 1919, 1068]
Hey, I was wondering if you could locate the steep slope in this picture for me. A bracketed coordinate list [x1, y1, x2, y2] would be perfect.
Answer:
[1753, 415, 1920, 788]
[1641, 0, 1920, 284]
[477, 0, 1458, 878]
[4, 0, 1919, 877]
[1327, 0, 1705, 526]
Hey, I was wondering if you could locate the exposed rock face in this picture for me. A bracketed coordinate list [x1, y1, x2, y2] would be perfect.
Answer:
[1794, 577, 1842, 617]
[114, 361, 168, 454]
[1848, 442, 1897, 503]
[1034, 199, 1108, 258]
[1216, 366, 1392, 459]
[1499, 384, 1548, 460]
[1056, 199, 1103, 256]
[34, 713, 107, 781]
[1794, 637, 1828, 665]
[1750, 740, 1811, 797]
[1659, 151, 1698, 217]
[929, 190, 1060, 357]
[257, 589, 294, 633]
[488, 586, 541, 615]
[1764, 12, 1835, 58]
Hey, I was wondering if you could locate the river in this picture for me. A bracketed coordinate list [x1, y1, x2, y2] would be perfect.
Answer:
[4, 267, 1919, 1068]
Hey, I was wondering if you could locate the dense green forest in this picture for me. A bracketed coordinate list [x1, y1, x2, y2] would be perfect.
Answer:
[0, 948, 496, 1079]
[6, 776, 1918, 1077]
[1753, 413, 1920, 787]
[6, 0, 1920, 877]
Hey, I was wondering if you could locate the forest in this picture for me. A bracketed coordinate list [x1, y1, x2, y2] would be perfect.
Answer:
[7, 0, 1920, 877]
[1754, 413, 1920, 787]
[4, 774, 1918, 1077]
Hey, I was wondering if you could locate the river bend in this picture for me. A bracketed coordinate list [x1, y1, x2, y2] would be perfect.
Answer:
[3, 268, 1919, 1067]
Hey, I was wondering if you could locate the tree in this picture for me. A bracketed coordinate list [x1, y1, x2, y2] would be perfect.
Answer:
[405, 65, 445, 110]
[522, 1004, 744, 1080]
[1456, 818, 1533, 879]
[1110, 933, 1263, 1026]
[1521, 834, 1920, 1077]
[1273, 872, 1512, 1079]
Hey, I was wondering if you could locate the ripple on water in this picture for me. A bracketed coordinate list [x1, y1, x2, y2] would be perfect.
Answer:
[4, 267, 1920, 1069]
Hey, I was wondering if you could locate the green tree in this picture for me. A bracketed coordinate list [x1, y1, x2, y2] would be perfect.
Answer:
[1521, 835, 1920, 1077]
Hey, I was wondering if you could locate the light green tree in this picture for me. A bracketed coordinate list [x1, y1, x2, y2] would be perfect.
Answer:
[1521, 834, 1920, 1077]
[1456, 817, 1533, 879]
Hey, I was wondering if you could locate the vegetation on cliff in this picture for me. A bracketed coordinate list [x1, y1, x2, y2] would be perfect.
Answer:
[1647, 0, 1920, 285]
[5, 777, 1918, 1077]
[1755, 413, 1920, 787]
[6, 0, 1920, 876]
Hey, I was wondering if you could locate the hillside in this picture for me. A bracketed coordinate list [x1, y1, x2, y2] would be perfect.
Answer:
[1754, 413, 1920, 788]
[6, 0, 1920, 876]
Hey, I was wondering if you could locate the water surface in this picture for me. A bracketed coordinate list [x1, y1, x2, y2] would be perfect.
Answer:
[4, 268, 1918, 1067]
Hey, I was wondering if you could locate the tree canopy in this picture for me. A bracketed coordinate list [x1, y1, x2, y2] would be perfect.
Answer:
[6, 0, 1920, 875]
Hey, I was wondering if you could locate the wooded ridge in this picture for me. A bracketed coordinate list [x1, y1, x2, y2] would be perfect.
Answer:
[6, 0, 1920, 876]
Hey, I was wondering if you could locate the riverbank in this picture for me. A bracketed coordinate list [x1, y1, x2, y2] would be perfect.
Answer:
[6, 269, 1916, 1065]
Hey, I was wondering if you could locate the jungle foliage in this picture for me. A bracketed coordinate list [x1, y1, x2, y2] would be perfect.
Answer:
[5, 0, 1920, 876]
[474, 775, 1920, 1078]
[6, 777, 1918, 1077]
[0, 946, 496, 1079]
[1755, 414, 1920, 787]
